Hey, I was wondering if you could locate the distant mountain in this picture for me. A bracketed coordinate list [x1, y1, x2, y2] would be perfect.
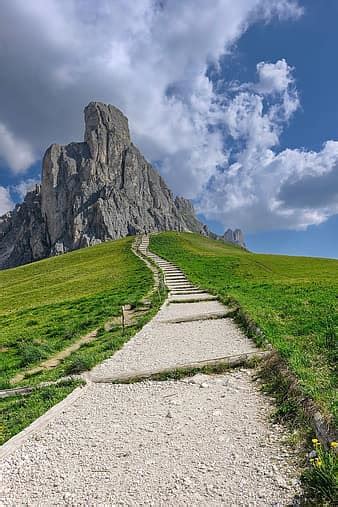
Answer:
[223, 228, 246, 248]
[0, 102, 209, 269]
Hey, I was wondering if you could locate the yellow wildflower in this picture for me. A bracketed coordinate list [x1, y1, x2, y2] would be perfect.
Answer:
[316, 459, 323, 467]
[330, 441, 338, 448]
[312, 438, 318, 444]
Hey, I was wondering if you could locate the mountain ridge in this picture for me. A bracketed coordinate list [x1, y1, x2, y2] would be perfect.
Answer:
[0, 102, 244, 269]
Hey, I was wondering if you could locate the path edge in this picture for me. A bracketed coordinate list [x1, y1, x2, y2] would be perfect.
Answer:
[0, 385, 87, 460]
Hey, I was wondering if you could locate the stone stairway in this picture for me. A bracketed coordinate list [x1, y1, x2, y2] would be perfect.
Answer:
[89, 235, 259, 382]
[140, 236, 217, 303]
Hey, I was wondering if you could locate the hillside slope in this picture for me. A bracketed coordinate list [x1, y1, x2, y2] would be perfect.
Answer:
[0, 236, 153, 388]
[150, 232, 338, 424]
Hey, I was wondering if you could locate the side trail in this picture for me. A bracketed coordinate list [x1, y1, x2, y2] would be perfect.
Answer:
[0, 235, 301, 506]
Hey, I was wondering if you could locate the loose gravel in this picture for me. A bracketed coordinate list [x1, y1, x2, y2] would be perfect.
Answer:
[91, 318, 257, 380]
[1, 373, 301, 506]
[0, 236, 302, 505]
[155, 300, 227, 322]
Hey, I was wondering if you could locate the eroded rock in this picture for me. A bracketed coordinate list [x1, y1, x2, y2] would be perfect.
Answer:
[0, 102, 208, 269]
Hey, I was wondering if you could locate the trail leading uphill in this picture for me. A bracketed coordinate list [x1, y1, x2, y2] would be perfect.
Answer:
[0, 236, 301, 506]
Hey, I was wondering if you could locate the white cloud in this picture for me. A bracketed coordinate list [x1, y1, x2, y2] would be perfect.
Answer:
[200, 142, 338, 231]
[5, 0, 334, 235]
[12, 178, 40, 200]
[0, 0, 302, 200]
[254, 0, 304, 21]
[0, 123, 35, 173]
[0, 187, 14, 215]
[198, 61, 338, 232]
[256, 59, 294, 95]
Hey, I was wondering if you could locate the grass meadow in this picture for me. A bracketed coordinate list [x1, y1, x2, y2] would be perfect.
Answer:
[0, 236, 153, 387]
[150, 232, 338, 426]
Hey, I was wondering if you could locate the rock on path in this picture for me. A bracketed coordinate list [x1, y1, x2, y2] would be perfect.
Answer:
[0, 236, 302, 506]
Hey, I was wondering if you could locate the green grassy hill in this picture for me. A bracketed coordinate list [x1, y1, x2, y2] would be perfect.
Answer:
[1, 231, 336, 452]
[150, 232, 337, 425]
[0, 237, 153, 387]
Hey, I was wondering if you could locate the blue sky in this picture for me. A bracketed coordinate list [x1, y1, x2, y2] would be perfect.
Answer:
[201, 0, 338, 257]
[0, 0, 337, 258]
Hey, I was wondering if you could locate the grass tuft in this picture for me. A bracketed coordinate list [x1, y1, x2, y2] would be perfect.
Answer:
[302, 439, 338, 505]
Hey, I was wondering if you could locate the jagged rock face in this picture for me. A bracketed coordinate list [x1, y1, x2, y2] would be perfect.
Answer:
[0, 186, 49, 269]
[174, 196, 208, 236]
[0, 102, 207, 269]
[223, 228, 246, 248]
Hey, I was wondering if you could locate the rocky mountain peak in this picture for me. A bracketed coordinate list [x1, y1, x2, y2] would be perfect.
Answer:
[174, 196, 195, 214]
[84, 102, 131, 162]
[0, 102, 209, 269]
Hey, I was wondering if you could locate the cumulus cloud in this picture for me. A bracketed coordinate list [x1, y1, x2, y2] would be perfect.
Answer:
[0, 0, 302, 200]
[4, 0, 333, 234]
[256, 59, 294, 94]
[0, 187, 14, 215]
[0, 123, 35, 173]
[198, 62, 338, 232]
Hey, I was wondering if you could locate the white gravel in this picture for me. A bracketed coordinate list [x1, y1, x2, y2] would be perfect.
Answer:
[0, 236, 302, 505]
[92, 256, 257, 380]
[168, 293, 217, 302]
[0, 373, 301, 506]
[155, 301, 227, 321]
[91, 317, 257, 380]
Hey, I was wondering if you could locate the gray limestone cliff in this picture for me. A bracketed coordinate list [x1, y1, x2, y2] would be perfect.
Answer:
[0, 102, 208, 269]
[223, 228, 246, 248]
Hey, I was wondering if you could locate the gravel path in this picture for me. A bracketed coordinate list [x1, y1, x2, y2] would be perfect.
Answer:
[155, 300, 227, 322]
[0, 235, 302, 505]
[91, 318, 257, 380]
[92, 238, 258, 380]
[1, 374, 301, 506]
[91, 318, 257, 379]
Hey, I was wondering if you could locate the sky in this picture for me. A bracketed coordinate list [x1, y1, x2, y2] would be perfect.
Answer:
[0, 0, 337, 258]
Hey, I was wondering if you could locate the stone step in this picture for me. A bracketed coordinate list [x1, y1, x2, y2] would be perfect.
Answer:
[168, 294, 218, 302]
[159, 311, 230, 324]
[170, 294, 206, 298]
[168, 288, 197, 292]
[91, 351, 270, 384]
[166, 281, 189, 286]
[156, 300, 227, 321]
[167, 285, 196, 290]
[165, 277, 190, 284]
[162, 271, 183, 275]
[170, 287, 205, 294]
[165, 273, 187, 280]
